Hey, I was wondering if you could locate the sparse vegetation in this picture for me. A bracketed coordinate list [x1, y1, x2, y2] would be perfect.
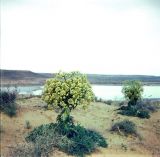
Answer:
[0, 89, 17, 117]
[111, 120, 137, 136]
[10, 143, 48, 157]
[136, 100, 159, 112]
[119, 81, 151, 118]
[10, 143, 37, 157]
[25, 72, 107, 156]
[26, 122, 107, 156]
[1, 96, 160, 157]
[118, 105, 150, 119]
[1, 73, 159, 156]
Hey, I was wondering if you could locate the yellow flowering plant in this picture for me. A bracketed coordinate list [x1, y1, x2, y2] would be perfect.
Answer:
[42, 71, 94, 124]
[122, 80, 143, 107]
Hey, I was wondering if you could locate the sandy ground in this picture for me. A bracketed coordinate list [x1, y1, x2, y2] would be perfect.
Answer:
[0, 97, 160, 157]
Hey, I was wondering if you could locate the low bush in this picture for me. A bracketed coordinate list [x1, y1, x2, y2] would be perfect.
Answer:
[136, 109, 150, 119]
[0, 90, 16, 105]
[26, 122, 107, 156]
[3, 103, 17, 117]
[118, 104, 150, 119]
[111, 120, 137, 136]
[0, 90, 17, 117]
[136, 100, 159, 112]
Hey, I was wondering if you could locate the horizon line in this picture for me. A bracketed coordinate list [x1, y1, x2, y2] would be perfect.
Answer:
[1, 69, 160, 77]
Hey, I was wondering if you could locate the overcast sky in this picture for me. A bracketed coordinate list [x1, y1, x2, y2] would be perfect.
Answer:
[1, 0, 160, 75]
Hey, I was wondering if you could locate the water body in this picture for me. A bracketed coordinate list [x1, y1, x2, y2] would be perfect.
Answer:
[1, 85, 160, 100]
[92, 85, 160, 100]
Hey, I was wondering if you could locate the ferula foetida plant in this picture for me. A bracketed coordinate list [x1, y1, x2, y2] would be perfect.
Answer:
[42, 71, 94, 123]
[122, 80, 143, 106]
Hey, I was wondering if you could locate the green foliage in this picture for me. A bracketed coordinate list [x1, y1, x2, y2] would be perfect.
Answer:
[42, 71, 94, 123]
[26, 122, 107, 157]
[120, 81, 150, 118]
[4, 103, 17, 117]
[118, 105, 150, 119]
[136, 109, 150, 118]
[137, 100, 159, 112]
[111, 120, 137, 136]
[122, 80, 143, 106]
[0, 90, 17, 117]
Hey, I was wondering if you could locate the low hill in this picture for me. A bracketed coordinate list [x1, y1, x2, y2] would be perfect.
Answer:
[1, 70, 48, 79]
[0, 70, 52, 85]
[87, 74, 160, 85]
[0, 69, 160, 85]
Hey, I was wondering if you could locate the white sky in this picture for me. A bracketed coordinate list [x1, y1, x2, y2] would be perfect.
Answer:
[1, 0, 160, 75]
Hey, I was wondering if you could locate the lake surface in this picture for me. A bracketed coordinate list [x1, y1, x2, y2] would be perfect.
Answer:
[1, 85, 160, 100]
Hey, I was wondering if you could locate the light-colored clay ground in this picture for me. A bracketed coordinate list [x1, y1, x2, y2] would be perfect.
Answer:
[1, 97, 160, 157]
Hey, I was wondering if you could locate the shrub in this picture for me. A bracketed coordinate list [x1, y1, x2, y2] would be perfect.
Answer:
[42, 71, 94, 125]
[58, 125, 107, 156]
[118, 105, 150, 119]
[0, 90, 17, 117]
[28, 72, 106, 156]
[120, 81, 151, 119]
[3, 103, 17, 117]
[136, 100, 158, 113]
[137, 109, 150, 119]
[122, 80, 143, 107]
[0, 90, 17, 105]
[26, 123, 107, 156]
[111, 120, 137, 136]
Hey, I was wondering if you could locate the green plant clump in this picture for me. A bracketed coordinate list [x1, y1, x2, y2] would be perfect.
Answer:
[120, 80, 150, 119]
[26, 71, 107, 156]
[0, 90, 17, 117]
[26, 122, 107, 157]
[118, 106, 150, 119]
[136, 109, 150, 118]
[111, 120, 137, 136]
[122, 80, 143, 107]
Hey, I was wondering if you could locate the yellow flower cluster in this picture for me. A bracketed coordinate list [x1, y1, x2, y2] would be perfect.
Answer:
[122, 80, 143, 101]
[42, 71, 94, 111]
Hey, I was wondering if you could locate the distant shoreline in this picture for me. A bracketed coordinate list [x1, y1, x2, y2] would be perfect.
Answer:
[1, 83, 160, 87]
[1, 69, 160, 86]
